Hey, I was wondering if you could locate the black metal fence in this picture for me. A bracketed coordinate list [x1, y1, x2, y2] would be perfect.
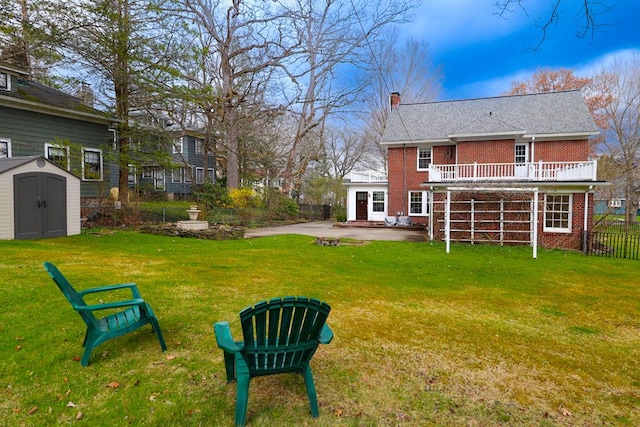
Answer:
[583, 225, 640, 260]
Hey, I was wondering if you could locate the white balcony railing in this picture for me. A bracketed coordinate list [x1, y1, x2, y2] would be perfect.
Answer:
[428, 160, 598, 183]
[346, 170, 388, 183]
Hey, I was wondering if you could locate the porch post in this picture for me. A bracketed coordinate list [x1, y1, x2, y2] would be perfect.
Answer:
[533, 189, 538, 259]
[445, 190, 451, 253]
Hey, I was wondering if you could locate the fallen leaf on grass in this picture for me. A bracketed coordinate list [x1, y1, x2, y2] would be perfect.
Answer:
[149, 395, 157, 402]
[15, 345, 22, 351]
[76, 412, 83, 420]
[67, 401, 77, 408]
[28, 407, 38, 415]
[559, 407, 573, 417]
[166, 354, 176, 361]
[72, 356, 81, 362]
[106, 382, 120, 389]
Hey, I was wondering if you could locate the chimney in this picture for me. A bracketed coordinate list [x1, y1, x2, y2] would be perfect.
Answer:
[390, 92, 401, 110]
[76, 83, 94, 108]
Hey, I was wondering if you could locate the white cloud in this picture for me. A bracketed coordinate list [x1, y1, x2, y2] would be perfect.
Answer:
[407, 1, 542, 49]
[573, 48, 640, 76]
[450, 48, 640, 100]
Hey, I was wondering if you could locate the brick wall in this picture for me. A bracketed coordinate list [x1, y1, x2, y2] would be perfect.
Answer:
[457, 140, 515, 164]
[533, 139, 589, 162]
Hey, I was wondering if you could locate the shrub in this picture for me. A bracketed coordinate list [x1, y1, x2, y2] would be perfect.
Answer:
[193, 181, 232, 210]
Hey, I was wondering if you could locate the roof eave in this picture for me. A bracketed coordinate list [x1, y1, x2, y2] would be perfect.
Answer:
[381, 138, 450, 147]
[0, 95, 122, 125]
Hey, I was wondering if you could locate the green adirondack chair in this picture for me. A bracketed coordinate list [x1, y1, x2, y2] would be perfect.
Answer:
[214, 296, 333, 427]
[43, 262, 167, 366]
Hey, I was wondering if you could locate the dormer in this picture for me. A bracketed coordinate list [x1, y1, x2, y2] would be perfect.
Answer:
[0, 60, 29, 94]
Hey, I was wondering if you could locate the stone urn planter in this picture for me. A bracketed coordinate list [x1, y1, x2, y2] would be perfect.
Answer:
[186, 205, 201, 221]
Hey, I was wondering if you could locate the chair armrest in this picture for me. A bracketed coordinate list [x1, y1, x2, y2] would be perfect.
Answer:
[214, 321, 244, 353]
[75, 298, 146, 312]
[319, 324, 333, 344]
[78, 283, 142, 299]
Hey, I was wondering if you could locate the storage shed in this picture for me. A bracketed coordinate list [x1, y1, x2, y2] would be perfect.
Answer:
[0, 156, 81, 240]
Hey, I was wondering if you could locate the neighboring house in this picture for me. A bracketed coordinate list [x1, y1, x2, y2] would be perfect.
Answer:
[594, 198, 640, 216]
[346, 91, 606, 251]
[129, 112, 217, 198]
[0, 60, 119, 201]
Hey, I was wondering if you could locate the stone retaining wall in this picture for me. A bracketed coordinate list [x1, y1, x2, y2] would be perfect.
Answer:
[140, 224, 244, 240]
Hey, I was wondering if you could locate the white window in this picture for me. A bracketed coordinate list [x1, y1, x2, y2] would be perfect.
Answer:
[196, 167, 204, 184]
[208, 168, 215, 181]
[45, 143, 70, 170]
[544, 194, 572, 232]
[195, 138, 204, 154]
[409, 191, 430, 216]
[172, 167, 183, 183]
[515, 143, 528, 164]
[82, 148, 103, 181]
[372, 191, 385, 213]
[184, 166, 193, 183]
[417, 147, 431, 170]
[173, 137, 184, 154]
[0, 138, 11, 158]
[0, 72, 9, 91]
[154, 169, 165, 190]
[128, 165, 137, 184]
[142, 167, 154, 178]
[610, 199, 622, 208]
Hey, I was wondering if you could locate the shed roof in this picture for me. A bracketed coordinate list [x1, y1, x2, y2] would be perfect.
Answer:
[381, 90, 599, 144]
[0, 156, 78, 178]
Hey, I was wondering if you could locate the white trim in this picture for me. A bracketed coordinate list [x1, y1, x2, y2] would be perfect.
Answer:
[0, 137, 11, 157]
[173, 136, 184, 154]
[172, 167, 183, 183]
[81, 147, 103, 181]
[416, 147, 431, 171]
[195, 138, 204, 155]
[408, 190, 429, 216]
[196, 167, 204, 184]
[543, 193, 572, 233]
[44, 143, 70, 170]
[0, 72, 10, 91]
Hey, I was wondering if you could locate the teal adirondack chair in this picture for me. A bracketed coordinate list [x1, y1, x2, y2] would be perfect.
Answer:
[43, 262, 167, 366]
[214, 296, 333, 427]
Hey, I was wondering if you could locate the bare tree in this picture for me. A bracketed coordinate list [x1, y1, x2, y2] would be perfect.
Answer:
[597, 55, 640, 224]
[175, 0, 297, 189]
[279, 0, 418, 196]
[361, 34, 441, 169]
[495, 0, 615, 50]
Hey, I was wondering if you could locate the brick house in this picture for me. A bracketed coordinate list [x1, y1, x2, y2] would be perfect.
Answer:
[345, 91, 605, 253]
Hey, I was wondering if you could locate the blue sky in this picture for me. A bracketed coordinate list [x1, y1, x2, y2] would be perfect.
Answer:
[406, 0, 640, 100]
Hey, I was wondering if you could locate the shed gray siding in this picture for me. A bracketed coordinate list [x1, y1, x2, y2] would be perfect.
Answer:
[0, 106, 118, 198]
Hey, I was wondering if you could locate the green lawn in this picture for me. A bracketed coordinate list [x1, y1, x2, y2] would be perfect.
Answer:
[1, 232, 638, 426]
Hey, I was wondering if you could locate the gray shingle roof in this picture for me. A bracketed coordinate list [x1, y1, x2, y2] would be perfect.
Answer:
[381, 90, 599, 144]
[0, 156, 41, 174]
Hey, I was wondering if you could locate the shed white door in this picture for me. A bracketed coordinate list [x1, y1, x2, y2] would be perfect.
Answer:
[14, 172, 67, 239]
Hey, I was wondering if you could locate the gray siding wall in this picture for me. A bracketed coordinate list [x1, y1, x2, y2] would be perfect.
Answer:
[0, 106, 117, 198]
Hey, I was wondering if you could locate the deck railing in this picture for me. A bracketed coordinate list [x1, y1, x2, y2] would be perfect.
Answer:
[428, 160, 597, 183]
[346, 170, 388, 183]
